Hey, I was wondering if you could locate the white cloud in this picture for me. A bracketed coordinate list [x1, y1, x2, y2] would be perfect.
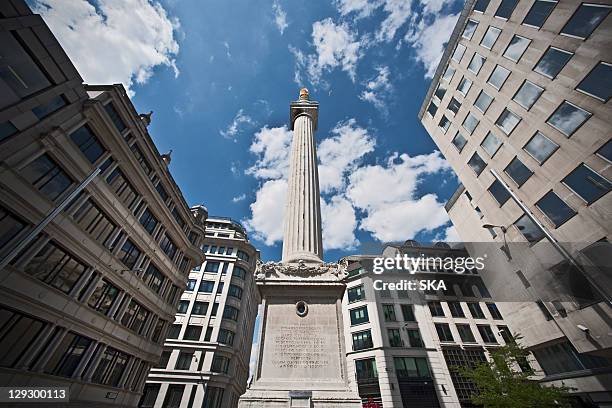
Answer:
[335, 0, 382, 17]
[232, 194, 246, 203]
[223, 41, 232, 58]
[318, 119, 375, 193]
[244, 179, 288, 245]
[376, 0, 413, 42]
[291, 18, 364, 85]
[322, 195, 359, 250]
[359, 66, 393, 112]
[441, 224, 461, 242]
[246, 126, 293, 180]
[272, 1, 288, 34]
[220, 109, 255, 141]
[404, 12, 459, 77]
[33, 0, 180, 96]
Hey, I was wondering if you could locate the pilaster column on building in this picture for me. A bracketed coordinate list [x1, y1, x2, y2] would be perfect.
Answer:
[109, 291, 126, 318]
[84, 344, 108, 382]
[69, 267, 98, 298]
[16, 323, 58, 369]
[9, 235, 50, 271]
[118, 356, 136, 388]
[32, 328, 69, 373]
[115, 295, 132, 322]
[72, 341, 100, 379]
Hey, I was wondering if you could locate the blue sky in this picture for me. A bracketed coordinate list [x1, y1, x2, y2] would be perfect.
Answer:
[34, 0, 465, 262]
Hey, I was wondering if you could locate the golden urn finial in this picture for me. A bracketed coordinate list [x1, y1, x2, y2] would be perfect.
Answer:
[299, 87, 309, 100]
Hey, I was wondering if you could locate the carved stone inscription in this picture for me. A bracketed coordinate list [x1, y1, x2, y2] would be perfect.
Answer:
[260, 300, 342, 381]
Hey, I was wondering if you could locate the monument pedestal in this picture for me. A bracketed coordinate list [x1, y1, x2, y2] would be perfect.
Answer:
[239, 261, 361, 408]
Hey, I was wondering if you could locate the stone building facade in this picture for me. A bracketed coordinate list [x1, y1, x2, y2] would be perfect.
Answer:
[142, 217, 259, 408]
[0, 1, 205, 406]
[419, 0, 611, 405]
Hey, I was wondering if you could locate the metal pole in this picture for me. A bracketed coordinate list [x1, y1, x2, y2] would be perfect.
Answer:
[0, 167, 101, 271]
[489, 168, 611, 305]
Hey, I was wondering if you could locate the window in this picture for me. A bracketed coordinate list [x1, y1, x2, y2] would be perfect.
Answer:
[563, 164, 611, 204]
[191, 301, 208, 315]
[513, 80, 543, 110]
[140, 384, 160, 408]
[72, 198, 118, 249]
[118, 238, 141, 269]
[186, 279, 197, 291]
[184, 325, 202, 340]
[92, 347, 129, 387]
[547, 101, 591, 137]
[44, 332, 92, 377]
[448, 97, 461, 114]
[523, 132, 558, 164]
[388, 328, 403, 347]
[537, 191, 576, 226]
[228, 284, 243, 299]
[452, 132, 468, 152]
[159, 234, 177, 260]
[427, 101, 438, 117]
[177, 300, 189, 314]
[495, 0, 519, 18]
[0, 121, 17, 142]
[474, 90, 493, 113]
[407, 329, 424, 347]
[457, 77, 472, 95]
[561, 4, 611, 39]
[467, 302, 485, 318]
[202, 386, 225, 408]
[223, 305, 239, 321]
[434, 83, 447, 101]
[468, 53, 486, 74]
[233, 266, 247, 280]
[352, 330, 373, 351]
[175, 351, 193, 370]
[468, 152, 487, 176]
[211, 355, 230, 373]
[24, 241, 88, 294]
[106, 168, 139, 210]
[487, 65, 510, 90]
[503, 35, 530, 62]
[69, 125, 105, 164]
[442, 66, 455, 82]
[383, 304, 397, 321]
[143, 263, 164, 293]
[428, 301, 445, 317]
[438, 115, 451, 133]
[130, 144, 153, 178]
[463, 112, 479, 134]
[474, 0, 490, 13]
[204, 326, 214, 340]
[515, 213, 545, 242]
[0, 307, 46, 368]
[401, 304, 416, 321]
[163, 384, 185, 408]
[237, 250, 250, 261]
[151, 319, 166, 344]
[597, 140, 612, 163]
[496, 109, 521, 134]
[121, 300, 150, 335]
[199, 280, 215, 293]
[355, 358, 378, 380]
[171, 208, 186, 230]
[448, 301, 465, 317]
[350, 306, 369, 325]
[477, 325, 498, 343]
[462, 19, 479, 39]
[155, 182, 169, 203]
[436, 323, 454, 342]
[498, 326, 514, 343]
[216, 282, 224, 294]
[87, 279, 119, 315]
[488, 180, 511, 205]
[452, 44, 466, 62]
[104, 103, 127, 133]
[523, 0, 557, 27]
[139, 208, 158, 235]
[457, 324, 476, 343]
[534, 47, 573, 79]
[505, 157, 533, 186]
[22, 154, 73, 201]
[205, 261, 220, 273]
[481, 132, 502, 157]
[395, 357, 431, 379]
[348, 285, 365, 302]
[480, 26, 501, 50]
[166, 324, 181, 339]
[533, 340, 611, 375]
[486, 303, 503, 319]
[577, 62, 612, 102]
[218, 328, 235, 345]
[32, 95, 66, 120]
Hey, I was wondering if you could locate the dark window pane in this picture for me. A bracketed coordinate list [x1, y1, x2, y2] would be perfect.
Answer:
[350, 306, 369, 325]
[474, 0, 490, 13]
[468, 152, 487, 175]
[448, 97, 461, 114]
[439, 115, 451, 133]
[24, 241, 88, 294]
[534, 47, 573, 79]
[495, 0, 519, 19]
[563, 164, 611, 204]
[576, 62, 612, 101]
[505, 157, 533, 186]
[597, 140, 612, 162]
[523, 0, 557, 28]
[546, 101, 591, 137]
[515, 213, 545, 243]
[474, 90, 493, 113]
[32, 95, 66, 120]
[457, 77, 472, 95]
[104, 103, 127, 133]
[427, 100, 437, 115]
[0, 207, 26, 251]
[488, 180, 511, 205]
[0, 121, 18, 142]
[561, 4, 611, 39]
[496, 108, 521, 134]
[536, 191, 576, 226]
[463, 112, 479, 134]
[45, 332, 92, 377]
[452, 132, 467, 152]
[69, 125, 105, 164]
[22, 154, 73, 201]
[463, 19, 479, 39]
[457, 324, 476, 342]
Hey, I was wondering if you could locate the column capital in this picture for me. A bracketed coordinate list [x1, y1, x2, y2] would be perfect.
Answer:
[289, 100, 319, 130]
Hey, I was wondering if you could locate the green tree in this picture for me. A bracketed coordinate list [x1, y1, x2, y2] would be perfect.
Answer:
[458, 335, 573, 407]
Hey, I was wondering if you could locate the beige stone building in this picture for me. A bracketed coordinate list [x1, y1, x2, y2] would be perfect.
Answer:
[142, 217, 260, 408]
[342, 242, 515, 407]
[0, 1, 206, 406]
[419, 0, 611, 405]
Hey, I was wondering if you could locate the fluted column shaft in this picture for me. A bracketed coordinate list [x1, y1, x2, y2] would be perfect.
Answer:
[282, 112, 323, 263]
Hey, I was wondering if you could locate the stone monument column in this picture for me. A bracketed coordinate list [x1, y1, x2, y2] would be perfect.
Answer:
[238, 90, 361, 408]
[282, 88, 323, 264]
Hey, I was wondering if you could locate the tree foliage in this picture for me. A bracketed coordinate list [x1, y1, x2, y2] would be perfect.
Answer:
[458, 335, 573, 407]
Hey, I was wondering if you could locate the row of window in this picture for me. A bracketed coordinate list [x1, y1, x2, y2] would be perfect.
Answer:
[139, 384, 226, 408]
[428, 301, 503, 320]
[354, 356, 432, 381]
[435, 322, 512, 344]
[0, 305, 150, 391]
